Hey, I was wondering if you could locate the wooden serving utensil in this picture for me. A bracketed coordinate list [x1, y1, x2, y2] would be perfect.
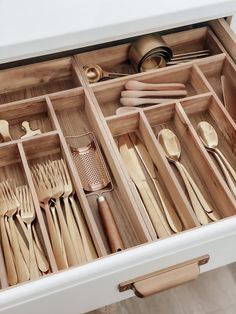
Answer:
[116, 107, 142, 115]
[120, 98, 174, 107]
[129, 133, 183, 233]
[125, 81, 186, 91]
[198, 121, 236, 197]
[121, 90, 187, 98]
[158, 129, 217, 225]
[118, 134, 172, 238]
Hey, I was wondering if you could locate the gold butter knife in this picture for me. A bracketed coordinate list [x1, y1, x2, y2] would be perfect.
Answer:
[118, 134, 172, 238]
[129, 133, 183, 232]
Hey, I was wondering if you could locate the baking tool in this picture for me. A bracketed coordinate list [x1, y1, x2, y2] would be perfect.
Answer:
[66, 133, 124, 253]
[121, 90, 187, 98]
[84, 65, 127, 83]
[31, 165, 68, 270]
[120, 98, 174, 107]
[158, 129, 216, 224]
[118, 134, 172, 237]
[0, 181, 30, 282]
[40, 161, 79, 266]
[21, 121, 41, 139]
[129, 133, 183, 232]
[57, 159, 97, 261]
[125, 81, 186, 91]
[197, 121, 236, 196]
[0, 120, 12, 142]
[18, 185, 39, 279]
[128, 34, 172, 72]
[0, 183, 17, 285]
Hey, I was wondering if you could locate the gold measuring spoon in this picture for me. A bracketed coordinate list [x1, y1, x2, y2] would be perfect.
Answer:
[84, 65, 127, 83]
[158, 129, 216, 224]
[198, 121, 236, 197]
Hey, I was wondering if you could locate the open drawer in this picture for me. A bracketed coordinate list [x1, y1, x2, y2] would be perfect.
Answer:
[0, 16, 236, 314]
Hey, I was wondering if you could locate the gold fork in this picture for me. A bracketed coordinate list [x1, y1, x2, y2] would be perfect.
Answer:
[0, 182, 17, 285]
[58, 159, 97, 261]
[42, 161, 78, 266]
[56, 159, 86, 263]
[17, 185, 39, 280]
[0, 181, 29, 282]
[31, 165, 67, 270]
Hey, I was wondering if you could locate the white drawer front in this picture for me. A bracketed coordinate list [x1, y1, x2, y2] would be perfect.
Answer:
[0, 217, 236, 314]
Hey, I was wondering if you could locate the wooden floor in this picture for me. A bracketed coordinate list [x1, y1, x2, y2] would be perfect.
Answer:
[89, 263, 236, 314]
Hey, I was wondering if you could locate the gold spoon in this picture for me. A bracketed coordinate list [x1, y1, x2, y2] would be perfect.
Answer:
[158, 129, 216, 225]
[198, 121, 236, 197]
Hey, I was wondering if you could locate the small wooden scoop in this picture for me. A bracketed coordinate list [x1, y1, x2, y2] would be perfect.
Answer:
[125, 80, 186, 91]
[121, 90, 187, 98]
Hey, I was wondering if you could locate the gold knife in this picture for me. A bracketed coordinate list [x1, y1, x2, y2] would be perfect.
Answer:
[118, 134, 172, 238]
[129, 133, 183, 232]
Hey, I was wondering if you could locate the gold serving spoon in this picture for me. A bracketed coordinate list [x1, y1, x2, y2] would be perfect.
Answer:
[198, 121, 236, 197]
[158, 129, 218, 225]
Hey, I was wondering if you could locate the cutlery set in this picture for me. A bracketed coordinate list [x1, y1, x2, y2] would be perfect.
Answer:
[0, 120, 41, 142]
[31, 158, 97, 270]
[0, 180, 49, 285]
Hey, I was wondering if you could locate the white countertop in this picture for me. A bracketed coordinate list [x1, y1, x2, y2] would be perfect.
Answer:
[0, 0, 236, 64]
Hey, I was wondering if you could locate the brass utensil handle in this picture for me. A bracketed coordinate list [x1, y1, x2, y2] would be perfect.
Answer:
[69, 196, 97, 261]
[153, 179, 183, 233]
[63, 196, 86, 264]
[119, 255, 209, 298]
[179, 163, 215, 214]
[0, 216, 17, 285]
[55, 199, 79, 266]
[136, 181, 172, 237]
[211, 150, 236, 197]
[214, 148, 236, 183]
[8, 218, 29, 282]
[175, 162, 209, 225]
[97, 196, 124, 253]
[44, 204, 67, 270]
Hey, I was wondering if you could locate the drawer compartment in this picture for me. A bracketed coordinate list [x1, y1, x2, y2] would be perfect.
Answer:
[0, 58, 81, 105]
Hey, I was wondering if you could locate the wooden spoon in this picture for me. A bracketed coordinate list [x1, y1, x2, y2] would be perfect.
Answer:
[125, 80, 186, 91]
[158, 129, 214, 225]
[121, 90, 187, 98]
[120, 98, 174, 107]
[198, 121, 236, 196]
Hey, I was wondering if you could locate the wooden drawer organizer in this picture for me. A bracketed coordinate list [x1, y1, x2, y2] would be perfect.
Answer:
[0, 21, 236, 292]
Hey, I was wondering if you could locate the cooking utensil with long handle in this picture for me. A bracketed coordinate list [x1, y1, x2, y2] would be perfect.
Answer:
[66, 133, 124, 253]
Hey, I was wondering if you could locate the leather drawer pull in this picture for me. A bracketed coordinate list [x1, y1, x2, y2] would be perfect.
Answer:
[119, 255, 209, 298]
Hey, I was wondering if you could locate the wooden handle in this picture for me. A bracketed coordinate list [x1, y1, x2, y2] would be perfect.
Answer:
[55, 199, 79, 266]
[153, 179, 183, 233]
[44, 204, 68, 270]
[119, 255, 209, 297]
[0, 217, 17, 285]
[121, 90, 187, 98]
[97, 196, 124, 253]
[69, 196, 97, 261]
[135, 181, 172, 238]
[120, 98, 173, 107]
[64, 197, 86, 264]
[125, 81, 186, 91]
[8, 218, 29, 282]
[175, 162, 209, 225]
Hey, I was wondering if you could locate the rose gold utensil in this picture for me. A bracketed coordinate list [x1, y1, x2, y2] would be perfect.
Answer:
[66, 133, 124, 253]
[84, 65, 127, 83]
